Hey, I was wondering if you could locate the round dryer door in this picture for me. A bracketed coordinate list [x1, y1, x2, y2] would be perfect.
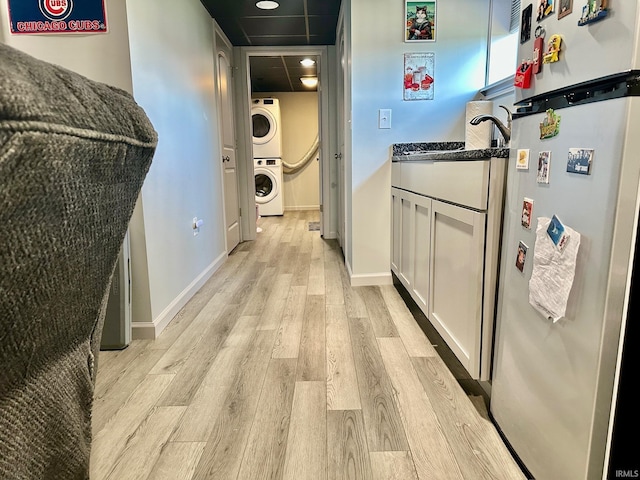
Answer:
[252, 107, 277, 145]
[255, 169, 279, 203]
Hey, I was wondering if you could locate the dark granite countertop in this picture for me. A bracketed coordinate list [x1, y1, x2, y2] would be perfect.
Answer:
[392, 141, 510, 162]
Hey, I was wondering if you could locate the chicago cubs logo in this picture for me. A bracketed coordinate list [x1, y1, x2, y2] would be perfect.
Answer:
[39, 0, 73, 21]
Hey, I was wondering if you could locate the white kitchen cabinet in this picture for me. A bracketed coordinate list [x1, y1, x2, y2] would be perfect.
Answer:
[429, 199, 485, 378]
[391, 187, 431, 314]
[390, 155, 507, 380]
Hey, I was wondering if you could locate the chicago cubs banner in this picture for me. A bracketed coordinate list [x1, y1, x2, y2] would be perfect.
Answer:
[8, 0, 107, 34]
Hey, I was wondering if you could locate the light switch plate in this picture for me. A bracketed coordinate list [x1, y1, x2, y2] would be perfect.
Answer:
[379, 109, 391, 129]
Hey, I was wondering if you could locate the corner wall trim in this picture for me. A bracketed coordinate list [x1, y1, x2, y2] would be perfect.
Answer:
[132, 251, 228, 340]
[349, 269, 394, 287]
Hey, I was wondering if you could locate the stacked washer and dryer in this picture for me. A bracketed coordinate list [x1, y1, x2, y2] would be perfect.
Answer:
[252, 98, 284, 216]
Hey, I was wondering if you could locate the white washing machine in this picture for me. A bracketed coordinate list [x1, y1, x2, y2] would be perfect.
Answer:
[252, 98, 282, 159]
[255, 157, 284, 216]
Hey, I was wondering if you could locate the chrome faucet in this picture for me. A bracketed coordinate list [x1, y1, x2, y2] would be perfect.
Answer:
[469, 104, 512, 146]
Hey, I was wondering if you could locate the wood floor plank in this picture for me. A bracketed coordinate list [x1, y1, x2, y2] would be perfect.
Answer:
[347, 317, 409, 452]
[324, 255, 345, 306]
[90, 374, 175, 480]
[258, 272, 293, 330]
[327, 410, 372, 480]
[291, 249, 312, 286]
[236, 358, 297, 480]
[93, 346, 166, 435]
[191, 330, 277, 480]
[95, 340, 152, 396]
[411, 357, 526, 480]
[358, 286, 399, 338]
[307, 234, 326, 295]
[149, 292, 227, 375]
[171, 316, 258, 442]
[145, 442, 206, 480]
[340, 266, 368, 318]
[272, 285, 308, 358]
[296, 294, 326, 381]
[148, 250, 249, 351]
[157, 304, 242, 406]
[282, 381, 327, 480]
[242, 266, 278, 316]
[377, 337, 464, 480]
[104, 406, 186, 480]
[369, 451, 419, 480]
[379, 285, 438, 357]
[326, 304, 361, 410]
[278, 244, 300, 274]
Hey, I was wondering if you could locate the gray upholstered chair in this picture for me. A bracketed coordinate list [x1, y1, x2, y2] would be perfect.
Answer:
[0, 43, 156, 479]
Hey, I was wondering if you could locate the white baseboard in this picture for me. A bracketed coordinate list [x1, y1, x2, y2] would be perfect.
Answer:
[284, 205, 320, 211]
[345, 260, 393, 287]
[132, 251, 227, 340]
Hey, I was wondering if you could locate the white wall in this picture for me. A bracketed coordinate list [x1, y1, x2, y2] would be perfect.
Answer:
[346, 0, 491, 284]
[0, 0, 133, 93]
[126, 0, 226, 337]
[255, 92, 320, 211]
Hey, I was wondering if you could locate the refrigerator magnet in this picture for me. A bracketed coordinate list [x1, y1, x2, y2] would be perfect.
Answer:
[522, 198, 534, 229]
[540, 109, 561, 139]
[516, 241, 528, 272]
[521, 4, 533, 43]
[516, 149, 530, 169]
[567, 148, 594, 175]
[536, 0, 555, 22]
[547, 214, 570, 251]
[578, 0, 608, 26]
[537, 151, 551, 184]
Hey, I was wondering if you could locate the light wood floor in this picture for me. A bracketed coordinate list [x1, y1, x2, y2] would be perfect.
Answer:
[92, 210, 526, 480]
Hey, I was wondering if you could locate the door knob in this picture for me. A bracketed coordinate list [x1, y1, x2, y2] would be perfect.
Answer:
[222, 155, 230, 162]
[334, 153, 342, 159]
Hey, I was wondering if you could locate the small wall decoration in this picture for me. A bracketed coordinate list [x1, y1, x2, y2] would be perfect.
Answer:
[514, 60, 533, 89]
[516, 241, 529, 272]
[567, 148, 594, 174]
[404, 53, 435, 100]
[405, 1, 436, 42]
[547, 214, 570, 251]
[533, 26, 545, 74]
[521, 198, 534, 229]
[543, 34, 562, 64]
[516, 149, 530, 170]
[536, 0, 555, 22]
[540, 109, 561, 139]
[558, 0, 573, 19]
[578, 0, 608, 25]
[537, 151, 551, 184]
[8, 0, 107, 34]
[521, 4, 533, 43]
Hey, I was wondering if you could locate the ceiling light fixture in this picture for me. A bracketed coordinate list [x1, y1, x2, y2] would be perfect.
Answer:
[256, 0, 279, 9]
[300, 58, 316, 67]
[300, 76, 318, 88]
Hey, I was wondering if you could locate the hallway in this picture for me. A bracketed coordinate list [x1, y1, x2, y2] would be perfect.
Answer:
[91, 211, 525, 480]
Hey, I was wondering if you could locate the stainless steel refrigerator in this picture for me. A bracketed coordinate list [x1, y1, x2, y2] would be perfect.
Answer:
[490, 2, 640, 479]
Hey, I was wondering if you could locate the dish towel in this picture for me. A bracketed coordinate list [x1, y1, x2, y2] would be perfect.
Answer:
[528, 217, 581, 322]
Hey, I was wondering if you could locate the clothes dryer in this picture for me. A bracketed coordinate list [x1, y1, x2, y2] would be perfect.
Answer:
[252, 98, 282, 158]
[254, 157, 284, 216]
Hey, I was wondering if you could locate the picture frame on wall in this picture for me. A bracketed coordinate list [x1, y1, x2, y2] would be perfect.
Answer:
[405, 1, 436, 42]
[404, 52, 435, 100]
[558, 0, 573, 19]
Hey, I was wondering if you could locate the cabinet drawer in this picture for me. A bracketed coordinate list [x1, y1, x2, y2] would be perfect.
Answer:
[398, 160, 490, 210]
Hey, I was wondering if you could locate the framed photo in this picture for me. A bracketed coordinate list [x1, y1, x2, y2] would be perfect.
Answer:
[537, 151, 551, 184]
[403, 53, 435, 101]
[405, 1, 436, 42]
[558, 0, 573, 19]
[516, 149, 530, 170]
[521, 198, 534, 229]
[536, 0, 554, 22]
[516, 241, 528, 272]
[566, 148, 594, 175]
[521, 4, 533, 43]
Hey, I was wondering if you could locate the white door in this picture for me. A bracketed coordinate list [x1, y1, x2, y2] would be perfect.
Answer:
[217, 48, 240, 252]
[336, 20, 346, 250]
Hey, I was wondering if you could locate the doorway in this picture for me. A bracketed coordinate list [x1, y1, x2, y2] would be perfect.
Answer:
[234, 47, 335, 242]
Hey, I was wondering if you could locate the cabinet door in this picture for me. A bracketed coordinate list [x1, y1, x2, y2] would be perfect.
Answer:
[409, 192, 431, 313]
[391, 188, 401, 275]
[429, 200, 485, 379]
